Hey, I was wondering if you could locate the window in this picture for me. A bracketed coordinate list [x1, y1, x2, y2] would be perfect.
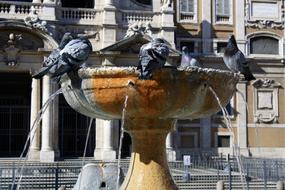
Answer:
[215, 0, 231, 22]
[181, 0, 194, 13]
[216, 0, 230, 16]
[178, 0, 197, 22]
[250, 37, 279, 55]
[217, 135, 230, 147]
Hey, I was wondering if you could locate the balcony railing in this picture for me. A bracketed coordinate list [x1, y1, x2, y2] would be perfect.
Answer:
[0, 2, 158, 26]
[59, 7, 98, 24]
[120, 10, 154, 24]
[0, 1, 43, 19]
[180, 12, 194, 22]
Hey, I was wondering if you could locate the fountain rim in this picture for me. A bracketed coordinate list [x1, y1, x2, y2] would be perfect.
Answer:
[77, 66, 240, 79]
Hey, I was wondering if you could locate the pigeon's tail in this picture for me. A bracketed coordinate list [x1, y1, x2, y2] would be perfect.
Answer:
[32, 66, 50, 79]
[244, 72, 256, 81]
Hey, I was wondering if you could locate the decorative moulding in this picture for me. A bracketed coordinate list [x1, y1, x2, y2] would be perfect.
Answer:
[252, 78, 281, 123]
[3, 33, 22, 67]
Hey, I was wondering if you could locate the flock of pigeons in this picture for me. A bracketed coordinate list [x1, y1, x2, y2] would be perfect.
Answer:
[32, 33, 255, 82]
[180, 35, 255, 81]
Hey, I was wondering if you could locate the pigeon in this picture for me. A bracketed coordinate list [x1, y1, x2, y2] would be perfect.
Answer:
[32, 33, 92, 82]
[137, 38, 169, 79]
[223, 35, 255, 81]
[180, 46, 202, 68]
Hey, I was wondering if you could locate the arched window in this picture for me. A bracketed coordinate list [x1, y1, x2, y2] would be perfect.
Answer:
[250, 36, 279, 55]
[135, 0, 152, 5]
[61, 0, 94, 8]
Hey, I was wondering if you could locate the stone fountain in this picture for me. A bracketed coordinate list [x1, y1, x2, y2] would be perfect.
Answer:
[60, 65, 239, 190]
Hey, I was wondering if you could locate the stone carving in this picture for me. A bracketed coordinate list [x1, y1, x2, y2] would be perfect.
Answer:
[252, 78, 280, 88]
[124, 21, 153, 38]
[3, 33, 21, 67]
[24, 8, 50, 34]
[246, 20, 284, 29]
[244, 0, 284, 29]
[252, 78, 281, 123]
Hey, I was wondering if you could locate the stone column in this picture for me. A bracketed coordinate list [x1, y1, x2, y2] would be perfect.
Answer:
[42, 0, 56, 21]
[160, 2, 175, 47]
[200, 117, 212, 149]
[237, 81, 248, 150]
[40, 76, 56, 162]
[104, 0, 114, 8]
[52, 83, 60, 158]
[202, 0, 212, 54]
[166, 132, 176, 161]
[235, 0, 246, 53]
[94, 119, 116, 160]
[28, 78, 41, 161]
[101, 0, 116, 48]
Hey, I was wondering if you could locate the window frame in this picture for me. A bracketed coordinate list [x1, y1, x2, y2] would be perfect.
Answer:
[213, 0, 233, 25]
[215, 132, 233, 148]
[246, 32, 282, 58]
[177, 0, 198, 23]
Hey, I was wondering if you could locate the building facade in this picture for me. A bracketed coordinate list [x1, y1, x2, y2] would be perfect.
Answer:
[0, 0, 284, 162]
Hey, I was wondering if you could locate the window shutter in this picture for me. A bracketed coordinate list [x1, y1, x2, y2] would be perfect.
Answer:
[181, 0, 187, 12]
[224, 0, 230, 15]
[216, 0, 224, 15]
[188, 0, 194, 13]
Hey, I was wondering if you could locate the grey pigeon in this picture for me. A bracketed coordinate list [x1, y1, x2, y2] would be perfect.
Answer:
[223, 35, 255, 81]
[137, 38, 169, 80]
[180, 46, 202, 68]
[33, 33, 92, 81]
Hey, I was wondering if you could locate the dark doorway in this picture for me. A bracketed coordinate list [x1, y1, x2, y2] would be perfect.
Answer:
[58, 95, 95, 158]
[0, 72, 31, 157]
[61, 0, 94, 8]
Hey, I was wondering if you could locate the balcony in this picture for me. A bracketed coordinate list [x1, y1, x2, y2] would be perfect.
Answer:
[0, 1, 161, 26]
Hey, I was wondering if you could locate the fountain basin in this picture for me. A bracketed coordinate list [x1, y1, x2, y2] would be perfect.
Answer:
[60, 66, 239, 190]
[61, 67, 239, 120]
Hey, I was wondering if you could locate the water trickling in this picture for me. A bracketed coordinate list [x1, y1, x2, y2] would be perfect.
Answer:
[76, 118, 94, 190]
[116, 96, 129, 190]
[11, 88, 64, 190]
[209, 86, 246, 190]
[82, 118, 94, 167]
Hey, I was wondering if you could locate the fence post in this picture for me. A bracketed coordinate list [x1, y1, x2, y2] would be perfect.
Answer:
[12, 162, 16, 189]
[275, 161, 279, 181]
[246, 162, 250, 190]
[263, 160, 267, 190]
[276, 181, 284, 190]
[228, 154, 232, 190]
[55, 163, 59, 189]
[216, 180, 224, 190]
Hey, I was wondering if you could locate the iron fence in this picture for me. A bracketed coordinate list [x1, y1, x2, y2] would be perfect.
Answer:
[0, 156, 283, 190]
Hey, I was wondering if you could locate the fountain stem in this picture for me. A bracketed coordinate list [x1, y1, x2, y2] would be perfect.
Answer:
[121, 119, 178, 190]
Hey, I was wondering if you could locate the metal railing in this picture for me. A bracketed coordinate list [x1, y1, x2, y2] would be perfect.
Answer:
[0, 156, 283, 189]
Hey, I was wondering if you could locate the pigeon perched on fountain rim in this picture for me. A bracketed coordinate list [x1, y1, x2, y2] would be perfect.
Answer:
[32, 32, 92, 82]
[180, 46, 203, 68]
[223, 35, 255, 81]
[137, 38, 170, 80]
